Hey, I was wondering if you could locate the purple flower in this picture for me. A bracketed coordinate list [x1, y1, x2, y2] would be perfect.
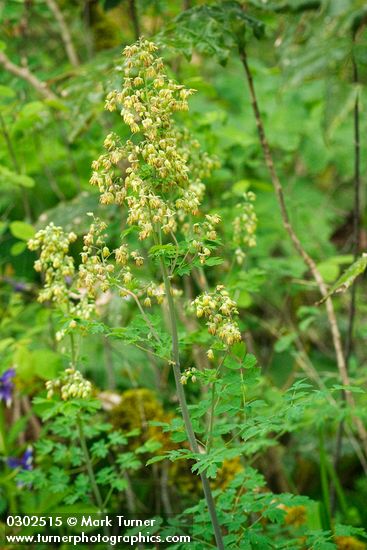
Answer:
[64, 275, 73, 286]
[7, 447, 33, 471]
[0, 368, 16, 407]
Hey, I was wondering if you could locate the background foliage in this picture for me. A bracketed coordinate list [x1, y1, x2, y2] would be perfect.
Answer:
[1, 0, 367, 548]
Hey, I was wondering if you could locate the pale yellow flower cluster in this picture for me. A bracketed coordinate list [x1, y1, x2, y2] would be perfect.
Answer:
[45, 368, 92, 401]
[28, 223, 76, 305]
[29, 223, 95, 323]
[191, 214, 221, 264]
[90, 38, 218, 251]
[79, 218, 115, 295]
[233, 191, 257, 264]
[192, 285, 241, 347]
[180, 367, 197, 385]
[78, 216, 152, 298]
[145, 282, 166, 305]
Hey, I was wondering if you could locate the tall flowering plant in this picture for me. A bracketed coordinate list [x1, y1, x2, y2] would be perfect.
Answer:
[28, 39, 254, 549]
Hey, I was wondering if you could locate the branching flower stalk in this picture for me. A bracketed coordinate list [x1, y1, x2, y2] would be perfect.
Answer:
[46, 369, 110, 537]
[28, 228, 109, 515]
[239, 46, 367, 458]
[98, 38, 247, 548]
[99, 39, 225, 549]
[29, 39, 231, 549]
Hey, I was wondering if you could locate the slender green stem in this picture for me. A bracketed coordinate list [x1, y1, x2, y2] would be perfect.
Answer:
[117, 286, 161, 344]
[69, 332, 76, 366]
[207, 352, 228, 453]
[326, 458, 348, 518]
[207, 382, 217, 453]
[319, 429, 332, 529]
[77, 417, 104, 511]
[102, 486, 115, 510]
[77, 415, 112, 544]
[159, 257, 224, 550]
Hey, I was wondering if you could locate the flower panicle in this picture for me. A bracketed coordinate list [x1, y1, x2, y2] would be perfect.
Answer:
[46, 368, 92, 401]
[233, 191, 257, 264]
[28, 223, 76, 305]
[192, 285, 241, 347]
[89, 38, 219, 260]
[28, 223, 95, 323]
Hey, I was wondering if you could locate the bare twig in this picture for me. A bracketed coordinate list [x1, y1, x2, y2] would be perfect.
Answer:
[345, 54, 361, 362]
[0, 51, 57, 101]
[45, 0, 80, 66]
[128, 0, 140, 41]
[331, 41, 362, 512]
[239, 48, 367, 457]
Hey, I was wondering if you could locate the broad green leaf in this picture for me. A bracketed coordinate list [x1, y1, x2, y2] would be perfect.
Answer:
[232, 179, 250, 195]
[32, 349, 62, 380]
[317, 260, 340, 283]
[146, 455, 168, 466]
[319, 253, 367, 304]
[10, 241, 27, 256]
[0, 85, 15, 98]
[236, 290, 252, 308]
[0, 165, 35, 188]
[10, 220, 35, 240]
[275, 332, 297, 353]
[0, 338, 14, 352]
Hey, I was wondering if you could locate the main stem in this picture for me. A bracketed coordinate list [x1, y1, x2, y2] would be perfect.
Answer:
[239, 47, 367, 458]
[77, 417, 105, 512]
[159, 258, 224, 550]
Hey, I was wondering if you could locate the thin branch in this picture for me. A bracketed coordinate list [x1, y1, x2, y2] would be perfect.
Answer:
[239, 48, 367, 457]
[128, 0, 141, 41]
[345, 54, 361, 361]
[331, 42, 362, 513]
[0, 51, 57, 101]
[117, 286, 162, 344]
[45, 0, 80, 66]
[77, 416, 106, 514]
